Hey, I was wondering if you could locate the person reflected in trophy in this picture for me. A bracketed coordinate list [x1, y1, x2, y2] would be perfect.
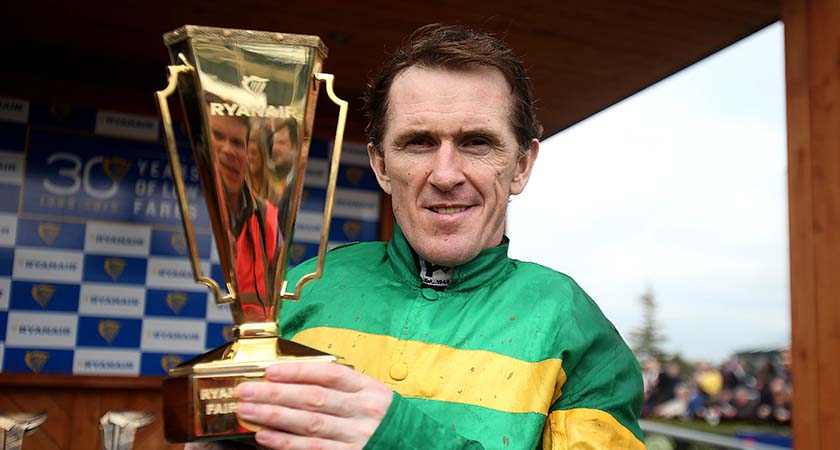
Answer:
[246, 120, 272, 201]
[207, 107, 280, 323]
[270, 117, 299, 184]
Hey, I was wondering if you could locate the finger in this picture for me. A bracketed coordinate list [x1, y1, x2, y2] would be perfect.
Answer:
[237, 401, 354, 443]
[264, 362, 363, 393]
[254, 428, 352, 450]
[237, 380, 355, 417]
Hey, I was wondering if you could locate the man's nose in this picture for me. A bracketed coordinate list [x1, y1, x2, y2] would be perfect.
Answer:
[427, 142, 466, 192]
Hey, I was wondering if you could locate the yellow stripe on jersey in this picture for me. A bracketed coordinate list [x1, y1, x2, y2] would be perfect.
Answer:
[542, 408, 645, 450]
[293, 327, 566, 414]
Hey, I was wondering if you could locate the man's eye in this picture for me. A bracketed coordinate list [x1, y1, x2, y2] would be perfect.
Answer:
[405, 137, 435, 148]
[462, 137, 493, 153]
[465, 138, 491, 147]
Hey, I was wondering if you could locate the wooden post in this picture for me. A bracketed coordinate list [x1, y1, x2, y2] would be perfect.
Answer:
[784, 0, 840, 448]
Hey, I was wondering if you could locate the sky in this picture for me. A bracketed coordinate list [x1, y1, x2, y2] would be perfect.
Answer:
[507, 22, 789, 363]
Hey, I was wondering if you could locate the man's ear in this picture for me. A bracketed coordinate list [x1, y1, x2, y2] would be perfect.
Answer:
[368, 143, 392, 195]
[510, 139, 539, 195]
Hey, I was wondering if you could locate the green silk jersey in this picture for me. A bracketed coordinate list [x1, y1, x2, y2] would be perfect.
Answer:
[281, 226, 645, 449]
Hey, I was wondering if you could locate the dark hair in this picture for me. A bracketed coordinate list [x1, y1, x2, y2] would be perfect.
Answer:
[362, 24, 543, 155]
[273, 116, 299, 148]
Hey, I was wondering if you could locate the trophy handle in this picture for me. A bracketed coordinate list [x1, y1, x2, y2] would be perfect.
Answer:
[285, 73, 348, 299]
[155, 64, 234, 305]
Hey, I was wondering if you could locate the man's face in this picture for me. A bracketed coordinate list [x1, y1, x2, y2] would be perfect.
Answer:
[271, 126, 297, 170]
[210, 115, 248, 193]
[368, 66, 538, 266]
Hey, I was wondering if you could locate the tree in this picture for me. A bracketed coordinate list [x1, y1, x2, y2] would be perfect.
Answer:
[630, 288, 668, 361]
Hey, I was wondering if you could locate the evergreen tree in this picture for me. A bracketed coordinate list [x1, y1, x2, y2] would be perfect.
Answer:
[630, 288, 668, 360]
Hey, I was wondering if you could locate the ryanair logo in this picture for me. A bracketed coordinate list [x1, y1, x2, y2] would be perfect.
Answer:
[31, 284, 56, 308]
[206, 74, 283, 119]
[242, 75, 269, 96]
[343, 221, 362, 241]
[98, 320, 121, 344]
[37, 223, 61, 246]
[222, 325, 235, 342]
[25, 350, 49, 373]
[290, 244, 306, 264]
[166, 292, 187, 315]
[170, 234, 187, 255]
[102, 157, 132, 183]
[345, 167, 365, 186]
[160, 355, 183, 373]
[104, 258, 126, 281]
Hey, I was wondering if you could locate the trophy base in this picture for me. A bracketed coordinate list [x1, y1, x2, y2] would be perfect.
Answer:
[162, 336, 337, 443]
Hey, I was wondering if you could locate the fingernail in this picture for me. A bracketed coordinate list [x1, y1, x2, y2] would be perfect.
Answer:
[237, 383, 255, 399]
[237, 402, 255, 416]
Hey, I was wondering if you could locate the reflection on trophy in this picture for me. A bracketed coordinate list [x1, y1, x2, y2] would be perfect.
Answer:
[154, 25, 347, 443]
[99, 411, 155, 450]
[0, 412, 47, 450]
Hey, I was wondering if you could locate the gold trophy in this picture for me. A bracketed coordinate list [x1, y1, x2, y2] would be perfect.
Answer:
[154, 25, 347, 443]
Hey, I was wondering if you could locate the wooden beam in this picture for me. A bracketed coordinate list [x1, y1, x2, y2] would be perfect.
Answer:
[784, 0, 840, 448]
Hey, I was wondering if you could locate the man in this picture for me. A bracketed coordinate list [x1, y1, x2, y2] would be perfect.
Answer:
[208, 112, 279, 322]
[194, 24, 644, 449]
[270, 117, 299, 181]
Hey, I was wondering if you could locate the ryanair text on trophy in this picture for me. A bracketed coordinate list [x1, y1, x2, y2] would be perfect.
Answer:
[154, 25, 347, 443]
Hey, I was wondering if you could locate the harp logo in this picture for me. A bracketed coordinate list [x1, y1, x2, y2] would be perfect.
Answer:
[104, 258, 126, 281]
[160, 354, 182, 373]
[31, 284, 56, 308]
[209, 75, 285, 118]
[242, 75, 269, 96]
[25, 351, 49, 373]
[98, 319, 121, 344]
[345, 167, 365, 186]
[222, 325, 235, 342]
[170, 233, 187, 255]
[343, 221, 361, 241]
[102, 157, 132, 183]
[37, 223, 61, 246]
[290, 244, 307, 264]
[166, 292, 187, 315]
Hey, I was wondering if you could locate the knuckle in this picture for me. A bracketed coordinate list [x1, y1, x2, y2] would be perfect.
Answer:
[264, 406, 283, 424]
[361, 398, 388, 419]
[304, 413, 325, 435]
[303, 386, 327, 409]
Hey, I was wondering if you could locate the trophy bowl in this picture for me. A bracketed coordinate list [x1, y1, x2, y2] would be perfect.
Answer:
[154, 25, 347, 443]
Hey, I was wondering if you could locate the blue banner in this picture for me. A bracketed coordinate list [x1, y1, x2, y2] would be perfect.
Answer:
[4, 347, 74, 374]
[76, 316, 142, 348]
[16, 219, 85, 249]
[22, 128, 209, 227]
[82, 255, 147, 285]
[140, 352, 197, 376]
[145, 289, 208, 318]
[10, 281, 80, 312]
[150, 229, 211, 259]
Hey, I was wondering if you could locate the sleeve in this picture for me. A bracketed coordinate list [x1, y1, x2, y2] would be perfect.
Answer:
[540, 287, 646, 450]
[364, 393, 484, 450]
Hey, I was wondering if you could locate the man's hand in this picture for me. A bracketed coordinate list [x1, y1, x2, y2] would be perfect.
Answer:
[235, 362, 393, 450]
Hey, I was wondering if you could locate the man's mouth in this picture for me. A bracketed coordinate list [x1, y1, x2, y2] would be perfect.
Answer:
[432, 206, 467, 214]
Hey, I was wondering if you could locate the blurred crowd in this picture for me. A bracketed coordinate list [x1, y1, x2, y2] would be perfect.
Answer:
[640, 348, 792, 425]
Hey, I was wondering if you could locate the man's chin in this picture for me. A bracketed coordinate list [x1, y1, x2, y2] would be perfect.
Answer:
[416, 245, 476, 267]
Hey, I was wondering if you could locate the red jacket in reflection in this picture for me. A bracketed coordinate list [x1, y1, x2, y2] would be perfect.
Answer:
[234, 198, 281, 322]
